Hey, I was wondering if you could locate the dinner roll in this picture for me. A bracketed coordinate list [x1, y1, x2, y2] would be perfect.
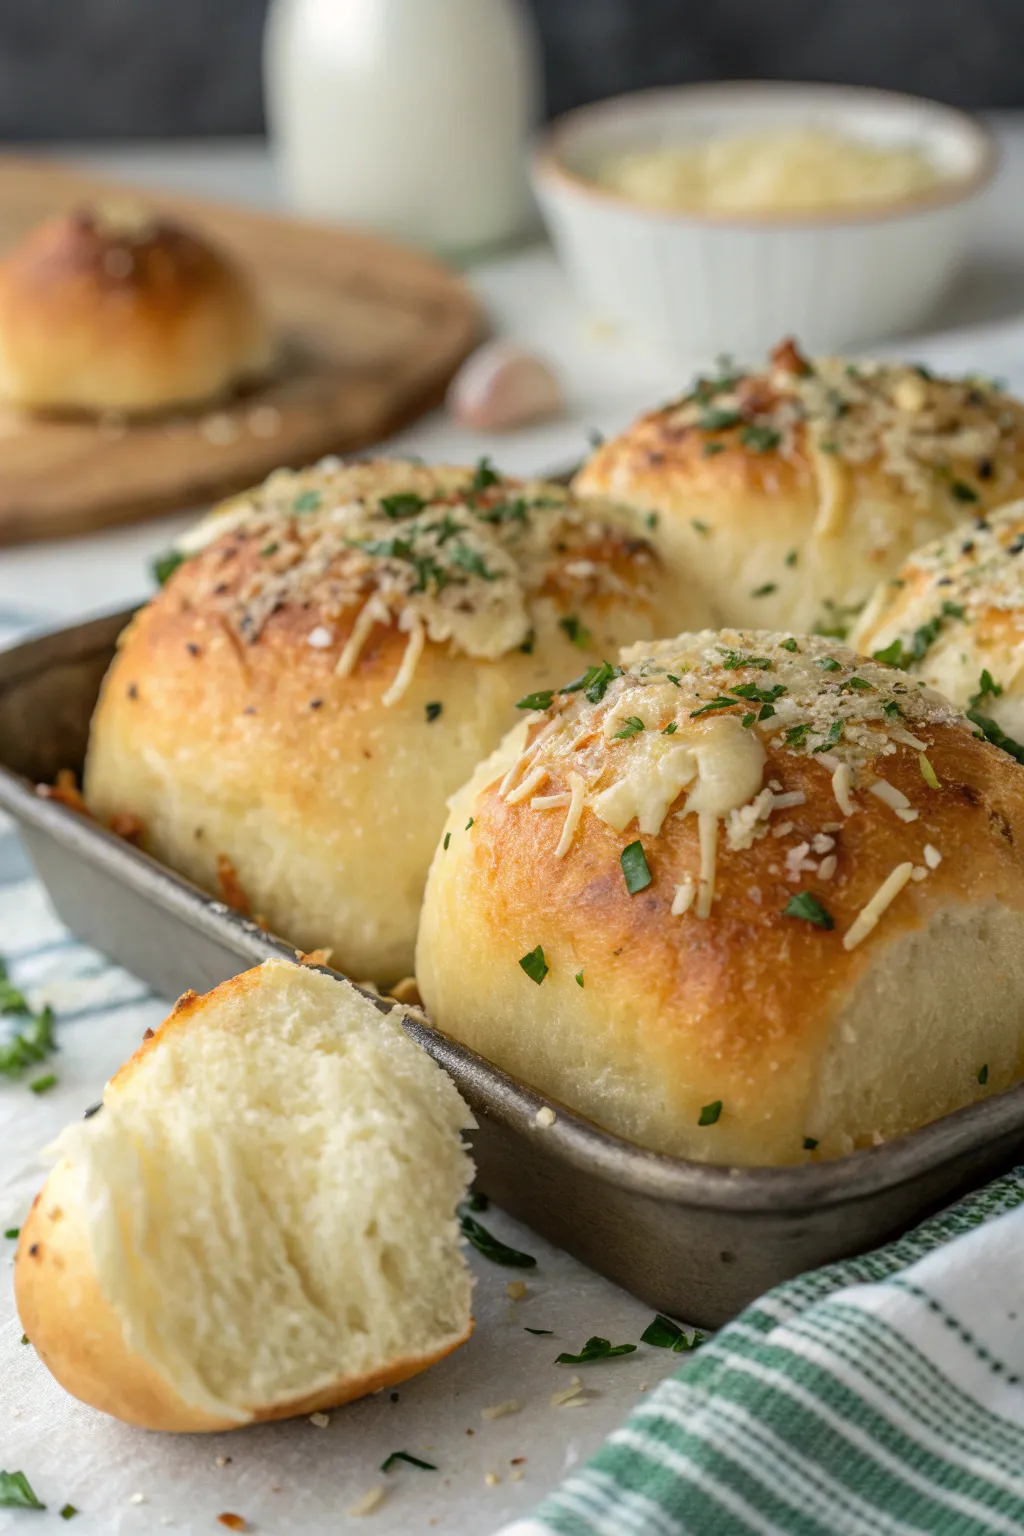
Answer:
[417, 629, 1024, 1166]
[0, 203, 272, 414]
[15, 959, 474, 1432]
[83, 458, 699, 986]
[851, 499, 1024, 751]
[574, 339, 1024, 635]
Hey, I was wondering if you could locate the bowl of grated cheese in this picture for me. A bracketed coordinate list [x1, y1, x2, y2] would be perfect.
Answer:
[532, 81, 996, 359]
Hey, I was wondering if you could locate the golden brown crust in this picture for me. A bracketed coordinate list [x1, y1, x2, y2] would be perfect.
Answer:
[0, 207, 272, 414]
[15, 1158, 472, 1433]
[574, 348, 1024, 634]
[84, 460, 692, 984]
[417, 629, 1024, 1164]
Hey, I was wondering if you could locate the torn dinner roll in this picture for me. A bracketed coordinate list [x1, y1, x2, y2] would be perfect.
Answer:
[0, 203, 272, 415]
[417, 629, 1024, 1165]
[83, 457, 699, 985]
[15, 959, 474, 1432]
[573, 339, 1024, 635]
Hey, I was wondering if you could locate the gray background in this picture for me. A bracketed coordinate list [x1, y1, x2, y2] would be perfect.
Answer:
[0, 0, 1018, 141]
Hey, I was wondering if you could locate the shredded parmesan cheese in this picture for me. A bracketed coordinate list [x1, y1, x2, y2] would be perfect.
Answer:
[481, 1400, 520, 1420]
[696, 811, 718, 919]
[671, 876, 696, 915]
[869, 779, 911, 812]
[335, 594, 387, 678]
[843, 862, 914, 951]
[923, 843, 942, 869]
[348, 1486, 386, 1517]
[832, 764, 856, 816]
[381, 617, 425, 706]
[554, 772, 586, 858]
[505, 765, 548, 806]
[531, 792, 571, 810]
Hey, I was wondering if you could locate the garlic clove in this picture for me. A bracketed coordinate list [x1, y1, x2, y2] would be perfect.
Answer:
[447, 341, 564, 432]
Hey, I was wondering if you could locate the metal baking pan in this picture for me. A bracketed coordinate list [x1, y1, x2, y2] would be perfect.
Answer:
[4, 606, 1024, 1329]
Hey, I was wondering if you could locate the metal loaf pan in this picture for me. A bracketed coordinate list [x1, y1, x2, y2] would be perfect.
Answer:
[3, 608, 1024, 1329]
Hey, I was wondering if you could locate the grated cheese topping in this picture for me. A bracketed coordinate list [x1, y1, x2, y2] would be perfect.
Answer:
[165, 459, 660, 700]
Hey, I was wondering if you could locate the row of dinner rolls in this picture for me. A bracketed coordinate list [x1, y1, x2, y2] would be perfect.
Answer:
[82, 343, 1024, 1166]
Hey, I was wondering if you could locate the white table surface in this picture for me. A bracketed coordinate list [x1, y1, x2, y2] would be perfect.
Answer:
[5, 124, 1024, 1534]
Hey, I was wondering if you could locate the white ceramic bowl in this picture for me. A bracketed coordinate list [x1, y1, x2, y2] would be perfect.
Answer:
[532, 81, 997, 360]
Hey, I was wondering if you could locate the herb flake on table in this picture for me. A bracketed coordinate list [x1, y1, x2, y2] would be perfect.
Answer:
[784, 892, 835, 929]
[524, 1327, 554, 1335]
[967, 710, 1024, 765]
[519, 946, 549, 985]
[978, 1064, 989, 1086]
[380, 1452, 437, 1474]
[29, 1073, 56, 1095]
[641, 1314, 706, 1352]
[0, 1471, 45, 1510]
[620, 841, 652, 895]
[458, 1208, 537, 1268]
[555, 1336, 637, 1365]
[60, 1506, 78, 1521]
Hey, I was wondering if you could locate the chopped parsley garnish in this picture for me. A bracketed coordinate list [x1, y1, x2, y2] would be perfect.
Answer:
[950, 479, 979, 503]
[783, 891, 835, 930]
[29, 1073, 56, 1095]
[815, 657, 842, 672]
[919, 755, 940, 790]
[458, 1207, 537, 1268]
[612, 716, 645, 740]
[813, 719, 844, 754]
[729, 683, 785, 704]
[758, 703, 776, 722]
[882, 700, 903, 719]
[474, 496, 529, 526]
[379, 491, 426, 519]
[466, 1191, 489, 1211]
[978, 1064, 989, 1085]
[575, 971, 584, 987]
[423, 511, 465, 545]
[470, 456, 501, 493]
[751, 583, 777, 598]
[620, 841, 652, 895]
[516, 689, 554, 711]
[525, 1327, 554, 1335]
[425, 701, 442, 723]
[740, 424, 781, 453]
[666, 674, 681, 685]
[151, 548, 185, 587]
[380, 1452, 437, 1474]
[260, 542, 279, 557]
[645, 511, 658, 530]
[663, 721, 678, 735]
[559, 615, 593, 650]
[519, 946, 549, 985]
[942, 600, 966, 620]
[843, 677, 872, 691]
[698, 1100, 722, 1126]
[719, 649, 773, 670]
[741, 712, 755, 729]
[690, 695, 738, 718]
[785, 549, 798, 567]
[556, 659, 623, 704]
[465, 818, 474, 831]
[691, 518, 711, 533]
[293, 489, 322, 513]
[699, 407, 742, 432]
[640, 1315, 706, 1352]
[60, 1505, 78, 1520]
[555, 1336, 637, 1365]
[966, 710, 1024, 765]
[4, 1228, 18, 1239]
[969, 670, 1003, 707]
[702, 442, 725, 458]
[519, 630, 535, 655]
[873, 639, 905, 667]
[0, 982, 55, 1081]
[450, 543, 499, 581]
[785, 723, 812, 747]
[0, 1471, 45, 1510]
[779, 638, 799, 652]
[803, 1136, 819, 1151]
[443, 832, 451, 851]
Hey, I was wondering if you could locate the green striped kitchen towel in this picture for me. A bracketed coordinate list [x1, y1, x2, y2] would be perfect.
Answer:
[498, 1167, 1024, 1536]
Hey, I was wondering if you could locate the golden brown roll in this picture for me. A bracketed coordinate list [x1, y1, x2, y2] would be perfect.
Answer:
[0, 203, 272, 414]
[573, 339, 1024, 635]
[416, 628, 1024, 1166]
[16, 959, 474, 1432]
[851, 499, 1024, 751]
[84, 458, 702, 986]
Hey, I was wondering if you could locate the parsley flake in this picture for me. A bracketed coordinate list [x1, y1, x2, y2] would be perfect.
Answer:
[465, 818, 474, 831]
[967, 710, 1024, 764]
[978, 1063, 989, 1085]
[813, 719, 844, 753]
[699, 407, 742, 432]
[379, 491, 425, 519]
[815, 657, 842, 672]
[559, 615, 593, 650]
[785, 723, 811, 747]
[919, 755, 940, 790]
[784, 891, 835, 929]
[4, 1228, 18, 1239]
[458, 1207, 536, 1268]
[29, 1073, 56, 1095]
[0, 1472, 45, 1510]
[293, 490, 322, 513]
[381, 1451, 437, 1474]
[702, 442, 725, 458]
[690, 695, 738, 718]
[641, 1315, 706, 1352]
[803, 1136, 819, 1151]
[873, 639, 905, 667]
[719, 649, 773, 671]
[698, 1100, 722, 1126]
[151, 549, 185, 587]
[425, 701, 442, 723]
[969, 670, 1003, 707]
[555, 1336, 637, 1365]
[740, 424, 781, 453]
[560, 660, 623, 704]
[470, 457, 501, 493]
[741, 712, 756, 729]
[950, 479, 979, 504]
[691, 518, 711, 533]
[60, 1505, 78, 1520]
[751, 582, 777, 598]
[645, 511, 658, 530]
[516, 689, 554, 711]
[663, 721, 678, 735]
[612, 716, 645, 740]
[575, 971, 584, 987]
[443, 832, 451, 851]
[519, 946, 549, 985]
[525, 1327, 554, 1335]
[785, 549, 798, 567]
[729, 682, 785, 704]
[779, 637, 799, 652]
[620, 842, 652, 895]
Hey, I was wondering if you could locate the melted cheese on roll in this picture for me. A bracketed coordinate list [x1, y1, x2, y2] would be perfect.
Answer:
[417, 629, 1024, 1165]
[574, 339, 1024, 636]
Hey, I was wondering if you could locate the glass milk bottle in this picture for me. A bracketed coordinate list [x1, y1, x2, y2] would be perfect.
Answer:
[264, 0, 541, 257]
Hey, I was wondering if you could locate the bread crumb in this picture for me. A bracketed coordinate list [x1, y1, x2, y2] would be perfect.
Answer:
[348, 1486, 386, 1517]
[200, 412, 240, 447]
[481, 1399, 520, 1420]
[248, 405, 282, 439]
[551, 1377, 587, 1407]
[309, 1411, 331, 1428]
[510, 1457, 527, 1465]
[129, 1494, 146, 1505]
[534, 1106, 556, 1127]
[485, 1472, 501, 1487]
[215, 1455, 232, 1467]
[216, 1517, 248, 1533]
[506, 1280, 527, 1301]
[509, 1468, 524, 1482]
[307, 626, 334, 649]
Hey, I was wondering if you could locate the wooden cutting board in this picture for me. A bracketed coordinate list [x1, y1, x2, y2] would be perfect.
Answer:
[0, 155, 484, 546]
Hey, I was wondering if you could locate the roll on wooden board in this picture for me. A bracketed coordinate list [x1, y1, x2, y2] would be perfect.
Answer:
[573, 339, 1024, 635]
[417, 629, 1024, 1165]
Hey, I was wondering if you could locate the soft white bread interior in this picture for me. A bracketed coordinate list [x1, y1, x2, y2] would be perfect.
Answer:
[417, 629, 1024, 1166]
[573, 339, 1024, 636]
[15, 959, 474, 1432]
[851, 498, 1024, 749]
[0, 202, 272, 414]
[83, 457, 705, 987]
